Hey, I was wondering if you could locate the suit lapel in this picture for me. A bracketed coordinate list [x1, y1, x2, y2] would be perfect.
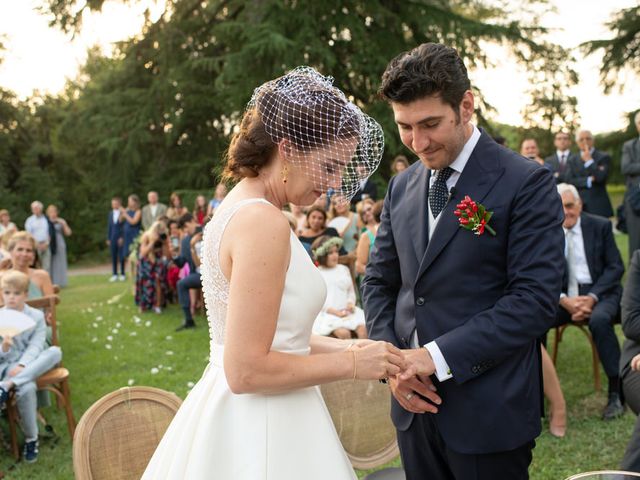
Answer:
[406, 164, 430, 263]
[415, 133, 504, 283]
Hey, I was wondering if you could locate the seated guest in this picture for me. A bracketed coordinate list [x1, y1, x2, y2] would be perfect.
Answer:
[298, 206, 340, 254]
[173, 214, 201, 331]
[391, 154, 410, 175]
[555, 183, 624, 419]
[328, 197, 359, 254]
[356, 200, 383, 276]
[0, 232, 54, 301]
[311, 236, 366, 339]
[0, 270, 62, 463]
[107, 196, 125, 282]
[135, 221, 171, 314]
[619, 249, 640, 471]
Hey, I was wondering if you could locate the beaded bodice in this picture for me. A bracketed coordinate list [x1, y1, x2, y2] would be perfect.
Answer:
[201, 198, 327, 356]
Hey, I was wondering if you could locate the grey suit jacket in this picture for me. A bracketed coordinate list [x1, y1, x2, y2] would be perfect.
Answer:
[622, 137, 640, 185]
[621, 249, 640, 376]
[141, 203, 168, 230]
[544, 152, 576, 184]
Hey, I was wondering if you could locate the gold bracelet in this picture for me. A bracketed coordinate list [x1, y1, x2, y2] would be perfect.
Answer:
[351, 349, 357, 380]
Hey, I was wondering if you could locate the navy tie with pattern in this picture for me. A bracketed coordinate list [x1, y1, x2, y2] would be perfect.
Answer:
[429, 167, 454, 217]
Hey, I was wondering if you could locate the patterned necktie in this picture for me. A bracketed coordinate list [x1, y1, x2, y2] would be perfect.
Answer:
[566, 229, 579, 297]
[429, 167, 454, 218]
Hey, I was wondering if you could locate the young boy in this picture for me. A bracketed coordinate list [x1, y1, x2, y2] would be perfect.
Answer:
[0, 270, 62, 463]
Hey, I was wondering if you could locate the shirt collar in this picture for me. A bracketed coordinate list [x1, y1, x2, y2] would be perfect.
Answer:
[563, 216, 582, 235]
[434, 124, 481, 176]
[556, 149, 570, 157]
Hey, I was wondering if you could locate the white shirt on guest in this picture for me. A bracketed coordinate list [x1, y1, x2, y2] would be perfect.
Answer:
[563, 217, 593, 287]
[112, 209, 120, 224]
[24, 215, 49, 243]
[150, 204, 158, 218]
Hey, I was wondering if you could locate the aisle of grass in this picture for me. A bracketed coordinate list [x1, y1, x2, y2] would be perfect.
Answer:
[0, 229, 636, 478]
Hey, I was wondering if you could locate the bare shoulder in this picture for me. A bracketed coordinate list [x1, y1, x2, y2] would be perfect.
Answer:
[226, 202, 291, 242]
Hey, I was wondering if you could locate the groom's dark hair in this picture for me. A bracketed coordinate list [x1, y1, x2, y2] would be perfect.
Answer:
[380, 43, 470, 112]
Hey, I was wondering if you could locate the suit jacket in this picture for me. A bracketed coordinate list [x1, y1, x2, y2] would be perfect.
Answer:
[544, 152, 575, 184]
[107, 211, 124, 242]
[350, 179, 378, 205]
[621, 249, 640, 376]
[562, 213, 623, 301]
[622, 137, 640, 185]
[565, 149, 613, 217]
[141, 203, 168, 230]
[362, 130, 565, 454]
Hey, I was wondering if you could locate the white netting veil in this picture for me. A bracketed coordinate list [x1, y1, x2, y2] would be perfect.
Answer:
[247, 66, 385, 203]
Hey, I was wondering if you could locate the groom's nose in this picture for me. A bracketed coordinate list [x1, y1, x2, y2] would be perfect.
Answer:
[412, 131, 432, 154]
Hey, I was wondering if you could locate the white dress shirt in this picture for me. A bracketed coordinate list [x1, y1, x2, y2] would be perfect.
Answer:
[563, 217, 593, 288]
[24, 215, 49, 243]
[412, 125, 481, 382]
[112, 209, 120, 224]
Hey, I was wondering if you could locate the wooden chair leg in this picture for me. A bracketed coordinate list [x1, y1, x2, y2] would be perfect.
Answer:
[6, 394, 20, 460]
[61, 380, 76, 438]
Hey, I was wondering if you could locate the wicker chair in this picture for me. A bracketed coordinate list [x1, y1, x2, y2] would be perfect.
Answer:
[320, 379, 405, 479]
[73, 386, 182, 480]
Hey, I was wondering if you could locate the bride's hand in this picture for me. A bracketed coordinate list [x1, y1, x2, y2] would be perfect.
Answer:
[352, 341, 405, 380]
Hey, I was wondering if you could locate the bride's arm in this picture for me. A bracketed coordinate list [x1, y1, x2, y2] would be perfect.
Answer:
[222, 205, 403, 395]
[309, 335, 372, 354]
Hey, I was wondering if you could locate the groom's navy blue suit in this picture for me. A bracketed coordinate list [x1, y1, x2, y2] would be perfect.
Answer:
[362, 131, 565, 477]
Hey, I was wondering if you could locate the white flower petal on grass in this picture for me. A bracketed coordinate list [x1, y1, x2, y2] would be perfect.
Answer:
[129, 332, 137, 337]
[165, 335, 173, 341]
[187, 381, 195, 388]
[107, 335, 113, 341]
[158, 364, 163, 369]
[87, 307, 93, 313]
[145, 321, 152, 327]
[166, 351, 174, 356]
[96, 316, 103, 321]
[116, 322, 122, 328]
[133, 316, 142, 324]
[105, 344, 112, 350]
[166, 366, 173, 371]
[112, 328, 119, 334]
[150, 367, 159, 375]
[92, 323, 98, 328]
[91, 337, 98, 343]
[128, 379, 135, 386]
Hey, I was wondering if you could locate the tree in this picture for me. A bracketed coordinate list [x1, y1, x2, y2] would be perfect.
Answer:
[582, 5, 640, 94]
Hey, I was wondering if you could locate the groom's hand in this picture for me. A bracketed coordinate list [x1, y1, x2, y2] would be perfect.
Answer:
[399, 348, 436, 380]
[389, 374, 441, 414]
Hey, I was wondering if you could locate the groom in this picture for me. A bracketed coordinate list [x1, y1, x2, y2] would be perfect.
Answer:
[362, 43, 565, 479]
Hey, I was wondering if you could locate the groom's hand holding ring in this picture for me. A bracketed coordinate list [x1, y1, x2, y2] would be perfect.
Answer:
[389, 374, 441, 414]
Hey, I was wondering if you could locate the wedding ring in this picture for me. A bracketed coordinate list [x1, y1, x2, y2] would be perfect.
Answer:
[405, 392, 414, 401]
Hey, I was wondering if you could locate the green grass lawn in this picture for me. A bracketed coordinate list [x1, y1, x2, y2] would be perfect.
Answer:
[0, 230, 636, 478]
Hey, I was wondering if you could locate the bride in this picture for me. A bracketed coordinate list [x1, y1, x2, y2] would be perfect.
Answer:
[142, 67, 406, 479]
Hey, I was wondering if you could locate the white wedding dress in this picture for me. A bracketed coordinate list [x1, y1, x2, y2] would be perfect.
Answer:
[142, 198, 356, 479]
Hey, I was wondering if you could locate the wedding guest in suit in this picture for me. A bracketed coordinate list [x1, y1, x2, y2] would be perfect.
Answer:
[193, 195, 208, 226]
[121, 194, 142, 274]
[107, 197, 125, 282]
[545, 131, 574, 184]
[622, 111, 640, 255]
[0, 210, 16, 236]
[555, 183, 624, 419]
[363, 42, 564, 479]
[24, 202, 51, 274]
[392, 155, 410, 175]
[166, 192, 188, 221]
[619, 248, 640, 471]
[141, 191, 167, 230]
[564, 129, 614, 218]
[45, 205, 71, 288]
[520, 138, 546, 167]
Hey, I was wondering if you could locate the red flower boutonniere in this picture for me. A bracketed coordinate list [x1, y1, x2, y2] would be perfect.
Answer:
[453, 196, 496, 236]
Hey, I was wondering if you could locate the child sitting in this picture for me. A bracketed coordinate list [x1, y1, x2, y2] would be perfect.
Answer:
[0, 270, 62, 463]
[311, 236, 367, 339]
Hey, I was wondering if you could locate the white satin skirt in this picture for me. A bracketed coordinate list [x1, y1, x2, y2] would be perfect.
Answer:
[142, 345, 356, 479]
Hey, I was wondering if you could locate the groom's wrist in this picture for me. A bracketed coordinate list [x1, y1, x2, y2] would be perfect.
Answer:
[425, 342, 453, 382]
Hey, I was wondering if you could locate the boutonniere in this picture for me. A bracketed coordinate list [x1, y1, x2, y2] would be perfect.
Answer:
[453, 196, 496, 236]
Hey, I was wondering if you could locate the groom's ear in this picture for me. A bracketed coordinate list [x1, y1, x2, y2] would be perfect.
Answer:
[459, 90, 475, 124]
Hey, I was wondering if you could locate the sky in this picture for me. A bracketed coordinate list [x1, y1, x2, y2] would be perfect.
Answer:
[0, 0, 638, 134]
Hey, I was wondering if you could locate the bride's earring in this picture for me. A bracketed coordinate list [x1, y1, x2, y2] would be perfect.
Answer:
[281, 165, 288, 184]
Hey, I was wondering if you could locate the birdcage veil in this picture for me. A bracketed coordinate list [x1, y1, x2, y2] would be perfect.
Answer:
[247, 66, 384, 203]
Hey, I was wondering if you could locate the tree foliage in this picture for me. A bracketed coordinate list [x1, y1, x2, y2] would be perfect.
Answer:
[582, 5, 640, 94]
[2, 0, 583, 257]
